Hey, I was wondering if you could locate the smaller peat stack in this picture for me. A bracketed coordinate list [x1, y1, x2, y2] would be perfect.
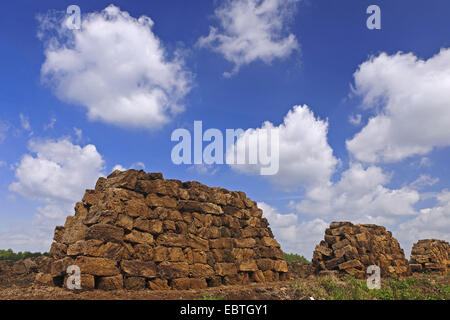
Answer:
[409, 239, 449, 275]
[312, 222, 409, 278]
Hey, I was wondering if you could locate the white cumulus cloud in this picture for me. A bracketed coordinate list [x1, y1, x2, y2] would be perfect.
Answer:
[396, 190, 450, 257]
[347, 48, 450, 163]
[259, 202, 328, 260]
[296, 163, 420, 226]
[112, 162, 145, 172]
[40, 5, 192, 129]
[6, 138, 105, 251]
[228, 105, 338, 190]
[197, 0, 299, 77]
[10, 139, 104, 204]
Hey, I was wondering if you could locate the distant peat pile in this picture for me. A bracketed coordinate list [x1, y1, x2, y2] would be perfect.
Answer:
[409, 239, 449, 275]
[37, 170, 288, 290]
[312, 222, 409, 278]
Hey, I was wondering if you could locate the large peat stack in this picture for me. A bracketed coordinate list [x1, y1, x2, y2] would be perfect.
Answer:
[409, 239, 449, 275]
[44, 170, 288, 290]
[312, 222, 409, 278]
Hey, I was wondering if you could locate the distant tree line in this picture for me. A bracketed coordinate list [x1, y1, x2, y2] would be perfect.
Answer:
[0, 249, 49, 261]
[283, 252, 311, 264]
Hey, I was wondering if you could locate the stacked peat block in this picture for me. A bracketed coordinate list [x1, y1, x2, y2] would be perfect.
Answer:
[1, 257, 53, 287]
[40, 169, 288, 290]
[312, 222, 409, 279]
[287, 262, 314, 279]
[409, 239, 449, 275]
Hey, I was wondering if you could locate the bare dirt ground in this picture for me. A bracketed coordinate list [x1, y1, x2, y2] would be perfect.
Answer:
[0, 261, 448, 300]
[0, 280, 304, 300]
[0, 261, 308, 300]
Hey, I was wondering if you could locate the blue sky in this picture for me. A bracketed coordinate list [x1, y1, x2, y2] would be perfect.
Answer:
[1, 0, 449, 258]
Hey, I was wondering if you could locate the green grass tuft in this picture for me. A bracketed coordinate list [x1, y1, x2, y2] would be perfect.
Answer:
[198, 293, 226, 300]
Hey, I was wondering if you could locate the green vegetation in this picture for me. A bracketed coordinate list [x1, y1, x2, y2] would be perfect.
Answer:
[318, 275, 371, 300]
[0, 249, 49, 261]
[369, 275, 450, 300]
[198, 293, 226, 300]
[283, 252, 310, 264]
[290, 274, 450, 300]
